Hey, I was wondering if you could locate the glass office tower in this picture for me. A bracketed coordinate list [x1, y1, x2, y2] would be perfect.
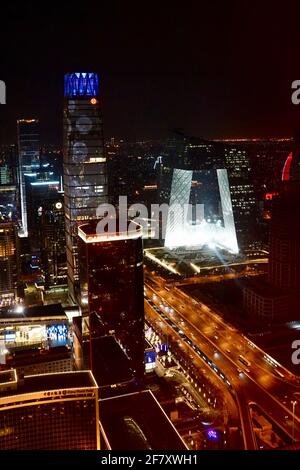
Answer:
[0, 222, 18, 307]
[63, 72, 108, 302]
[17, 119, 40, 238]
[224, 147, 256, 249]
[25, 175, 66, 287]
[78, 220, 145, 383]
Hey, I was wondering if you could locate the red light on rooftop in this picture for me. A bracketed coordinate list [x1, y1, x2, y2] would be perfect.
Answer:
[282, 152, 293, 181]
[265, 192, 279, 200]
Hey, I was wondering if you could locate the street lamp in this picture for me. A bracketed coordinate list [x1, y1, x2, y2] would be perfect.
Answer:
[291, 400, 297, 443]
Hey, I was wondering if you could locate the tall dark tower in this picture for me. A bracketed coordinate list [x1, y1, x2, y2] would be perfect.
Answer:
[63, 73, 108, 302]
[269, 139, 300, 292]
[78, 220, 145, 383]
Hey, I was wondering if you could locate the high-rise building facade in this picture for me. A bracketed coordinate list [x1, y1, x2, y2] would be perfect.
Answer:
[40, 195, 67, 287]
[78, 220, 145, 382]
[0, 222, 18, 308]
[17, 119, 40, 238]
[0, 185, 17, 223]
[224, 147, 256, 249]
[0, 369, 100, 450]
[63, 72, 108, 302]
[25, 173, 66, 286]
[243, 169, 300, 321]
[0, 144, 18, 185]
[268, 186, 300, 292]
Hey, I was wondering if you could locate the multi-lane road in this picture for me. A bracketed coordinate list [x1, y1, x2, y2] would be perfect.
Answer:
[144, 269, 300, 449]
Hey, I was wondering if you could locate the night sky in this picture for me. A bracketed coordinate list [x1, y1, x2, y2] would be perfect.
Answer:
[1, 1, 300, 144]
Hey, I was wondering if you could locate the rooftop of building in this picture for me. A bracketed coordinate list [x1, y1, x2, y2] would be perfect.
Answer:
[0, 370, 97, 398]
[100, 389, 187, 450]
[86, 335, 133, 389]
[0, 369, 17, 386]
[0, 303, 67, 321]
[78, 219, 142, 243]
[5, 345, 71, 367]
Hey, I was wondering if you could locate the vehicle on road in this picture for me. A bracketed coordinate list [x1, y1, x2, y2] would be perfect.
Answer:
[274, 369, 284, 378]
[238, 355, 251, 367]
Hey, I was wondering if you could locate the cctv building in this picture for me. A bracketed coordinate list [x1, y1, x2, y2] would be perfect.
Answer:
[63, 72, 108, 302]
[0, 369, 99, 450]
[159, 133, 256, 251]
[163, 167, 239, 253]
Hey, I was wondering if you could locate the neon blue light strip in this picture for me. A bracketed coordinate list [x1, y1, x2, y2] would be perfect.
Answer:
[30, 181, 59, 186]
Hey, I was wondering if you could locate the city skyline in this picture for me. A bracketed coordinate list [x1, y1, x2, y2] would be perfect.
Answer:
[1, 1, 300, 455]
[0, 70, 300, 451]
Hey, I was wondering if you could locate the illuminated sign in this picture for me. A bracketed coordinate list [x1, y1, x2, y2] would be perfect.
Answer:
[145, 350, 156, 371]
[5, 332, 15, 342]
[207, 429, 218, 441]
[64, 72, 99, 97]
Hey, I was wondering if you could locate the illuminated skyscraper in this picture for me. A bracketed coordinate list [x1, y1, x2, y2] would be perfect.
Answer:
[63, 72, 108, 302]
[78, 220, 145, 383]
[224, 147, 256, 249]
[25, 175, 66, 287]
[0, 369, 100, 450]
[17, 119, 40, 237]
[0, 222, 18, 308]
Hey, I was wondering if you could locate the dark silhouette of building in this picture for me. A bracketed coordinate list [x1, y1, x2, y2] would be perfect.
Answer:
[243, 138, 300, 322]
[78, 219, 145, 384]
[268, 187, 300, 292]
[100, 390, 187, 450]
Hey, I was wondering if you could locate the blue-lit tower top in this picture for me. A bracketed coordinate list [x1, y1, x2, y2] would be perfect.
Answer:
[64, 72, 99, 97]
